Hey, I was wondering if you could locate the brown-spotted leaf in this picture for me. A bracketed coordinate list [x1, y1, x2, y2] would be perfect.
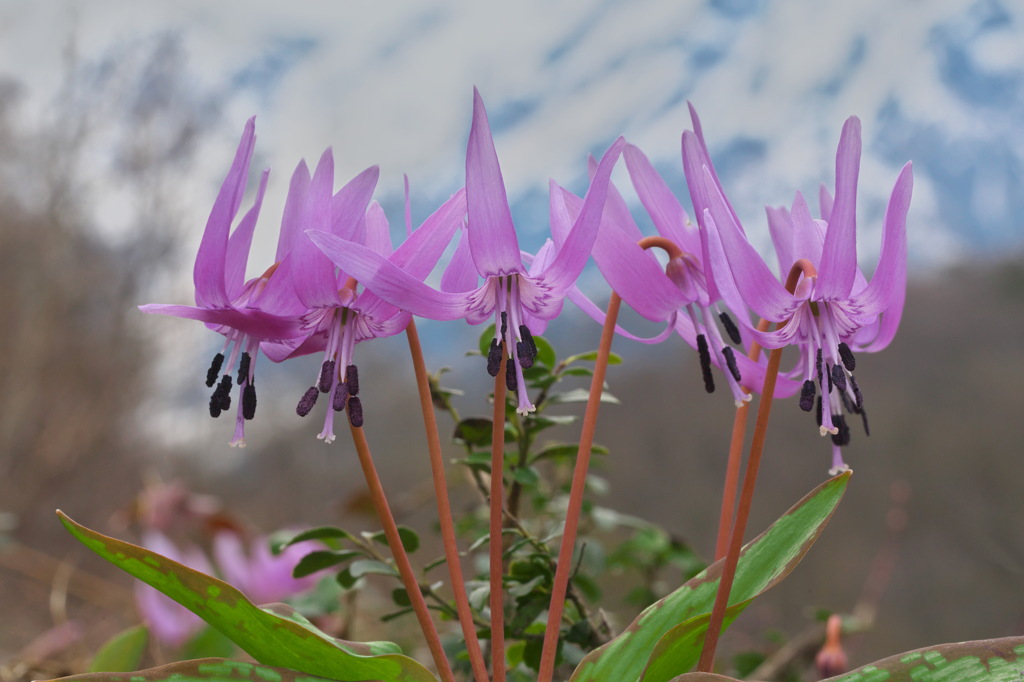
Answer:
[56, 511, 436, 682]
[571, 471, 851, 682]
[39, 657, 366, 682]
[823, 636, 1024, 681]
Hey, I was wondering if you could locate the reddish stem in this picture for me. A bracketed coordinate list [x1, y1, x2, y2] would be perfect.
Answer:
[698, 260, 815, 673]
[348, 424, 455, 682]
[405, 320, 489, 682]
[713, 318, 772, 561]
[537, 293, 622, 682]
[490, 351, 509, 682]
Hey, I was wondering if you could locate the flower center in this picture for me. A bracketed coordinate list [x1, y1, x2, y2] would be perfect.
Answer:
[485, 275, 537, 415]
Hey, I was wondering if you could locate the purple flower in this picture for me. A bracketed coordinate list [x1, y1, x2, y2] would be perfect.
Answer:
[261, 148, 466, 442]
[140, 119, 306, 447]
[134, 530, 212, 648]
[212, 532, 320, 605]
[696, 116, 913, 473]
[551, 137, 783, 406]
[308, 89, 624, 415]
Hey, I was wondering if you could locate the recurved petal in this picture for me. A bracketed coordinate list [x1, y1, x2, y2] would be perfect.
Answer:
[466, 88, 523, 277]
[538, 137, 625, 294]
[292, 149, 345, 309]
[224, 169, 269, 300]
[139, 303, 304, 341]
[702, 168, 798, 322]
[308, 230, 474, 321]
[817, 116, 862, 299]
[624, 143, 699, 255]
[194, 117, 256, 309]
[274, 159, 311, 263]
[849, 161, 912, 351]
[331, 165, 379, 240]
[391, 187, 466, 279]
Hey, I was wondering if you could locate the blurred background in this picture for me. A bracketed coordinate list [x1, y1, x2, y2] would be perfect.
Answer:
[1, 0, 1023, 679]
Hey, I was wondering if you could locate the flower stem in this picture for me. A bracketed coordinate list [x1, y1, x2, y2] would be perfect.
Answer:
[713, 318, 772, 561]
[490, 350, 509, 682]
[405, 320, 489, 682]
[347, 424, 455, 682]
[698, 261, 813, 673]
[537, 293, 622, 682]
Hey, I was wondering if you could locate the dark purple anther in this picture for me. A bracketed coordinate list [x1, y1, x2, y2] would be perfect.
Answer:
[242, 383, 257, 420]
[838, 342, 856, 372]
[505, 356, 517, 392]
[333, 381, 349, 412]
[318, 360, 336, 393]
[722, 346, 741, 382]
[696, 334, 714, 393]
[237, 352, 251, 384]
[347, 397, 364, 427]
[830, 364, 847, 393]
[206, 353, 225, 388]
[296, 387, 319, 417]
[799, 380, 816, 412]
[487, 338, 502, 376]
[346, 365, 359, 396]
[719, 312, 742, 346]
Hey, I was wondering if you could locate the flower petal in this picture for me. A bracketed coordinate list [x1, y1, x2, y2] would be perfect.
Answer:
[537, 137, 625, 294]
[274, 159, 311, 263]
[332, 165, 379, 240]
[139, 303, 304, 340]
[849, 162, 912, 350]
[225, 169, 269, 299]
[466, 88, 523, 277]
[308, 231, 473, 321]
[817, 116, 862, 299]
[194, 117, 256, 309]
[292, 149, 346, 309]
[624, 143, 699, 255]
[391, 187, 466, 279]
[364, 201, 393, 258]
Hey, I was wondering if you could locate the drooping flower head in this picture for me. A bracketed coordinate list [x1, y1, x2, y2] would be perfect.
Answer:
[309, 88, 625, 415]
[140, 118, 306, 447]
[695, 115, 912, 473]
[261, 147, 466, 442]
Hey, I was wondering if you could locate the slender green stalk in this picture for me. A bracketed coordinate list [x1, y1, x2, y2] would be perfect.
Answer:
[698, 260, 815, 672]
[405, 320, 490, 682]
[348, 424, 456, 682]
[490, 351, 509, 682]
[537, 293, 622, 682]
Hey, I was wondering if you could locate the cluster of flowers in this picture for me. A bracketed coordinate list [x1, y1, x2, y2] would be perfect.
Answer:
[143, 89, 912, 473]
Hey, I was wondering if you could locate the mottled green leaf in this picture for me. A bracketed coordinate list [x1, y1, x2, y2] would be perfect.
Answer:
[570, 471, 851, 682]
[282, 526, 354, 548]
[87, 625, 147, 673]
[825, 636, 1024, 682]
[666, 636, 1024, 681]
[44, 658, 350, 682]
[57, 511, 437, 682]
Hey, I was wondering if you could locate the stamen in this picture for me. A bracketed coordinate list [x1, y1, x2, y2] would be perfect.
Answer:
[318, 360, 336, 393]
[519, 325, 538, 361]
[816, 348, 823, 384]
[839, 389, 854, 414]
[516, 341, 533, 369]
[838, 342, 856, 371]
[333, 381, 349, 412]
[830, 364, 847, 393]
[830, 414, 851, 446]
[815, 396, 823, 427]
[500, 311, 508, 337]
[243, 383, 257, 420]
[206, 353, 224, 388]
[237, 352, 251, 384]
[505, 356, 517, 392]
[296, 387, 319, 417]
[860, 406, 871, 436]
[825, 363, 833, 393]
[209, 375, 232, 418]
[799, 380, 816, 412]
[346, 365, 359, 396]
[347, 396, 364, 427]
[849, 374, 864, 410]
[721, 346, 741, 382]
[696, 333, 715, 393]
[487, 339, 502, 376]
[719, 312, 742, 346]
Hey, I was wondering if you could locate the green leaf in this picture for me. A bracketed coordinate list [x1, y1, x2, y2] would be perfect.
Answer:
[477, 323, 497, 356]
[283, 526, 354, 547]
[570, 471, 851, 682]
[548, 388, 620, 405]
[56, 511, 438, 682]
[532, 335, 557, 369]
[666, 636, 1024, 681]
[453, 417, 494, 447]
[87, 625, 148, 673]
[368, 526, 420, 554]
[181, 626, 238, 661]
[564, 350, 623, 365]
[43, 658, 351, 682]
[532, 443, 609, 463]
[293, 549, 363, 577]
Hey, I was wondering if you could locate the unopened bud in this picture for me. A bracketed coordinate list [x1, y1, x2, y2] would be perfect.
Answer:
[815, 615, 848, 679]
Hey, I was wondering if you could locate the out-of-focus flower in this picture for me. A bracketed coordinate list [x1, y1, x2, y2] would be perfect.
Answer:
[262, 148, 466, 441]
[134, 530, 212, 648]
[139, 118, 305, 447]
[212, 532, 319, 605]
[309, 89, 623, 415]
[697, 116, 912, 473]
